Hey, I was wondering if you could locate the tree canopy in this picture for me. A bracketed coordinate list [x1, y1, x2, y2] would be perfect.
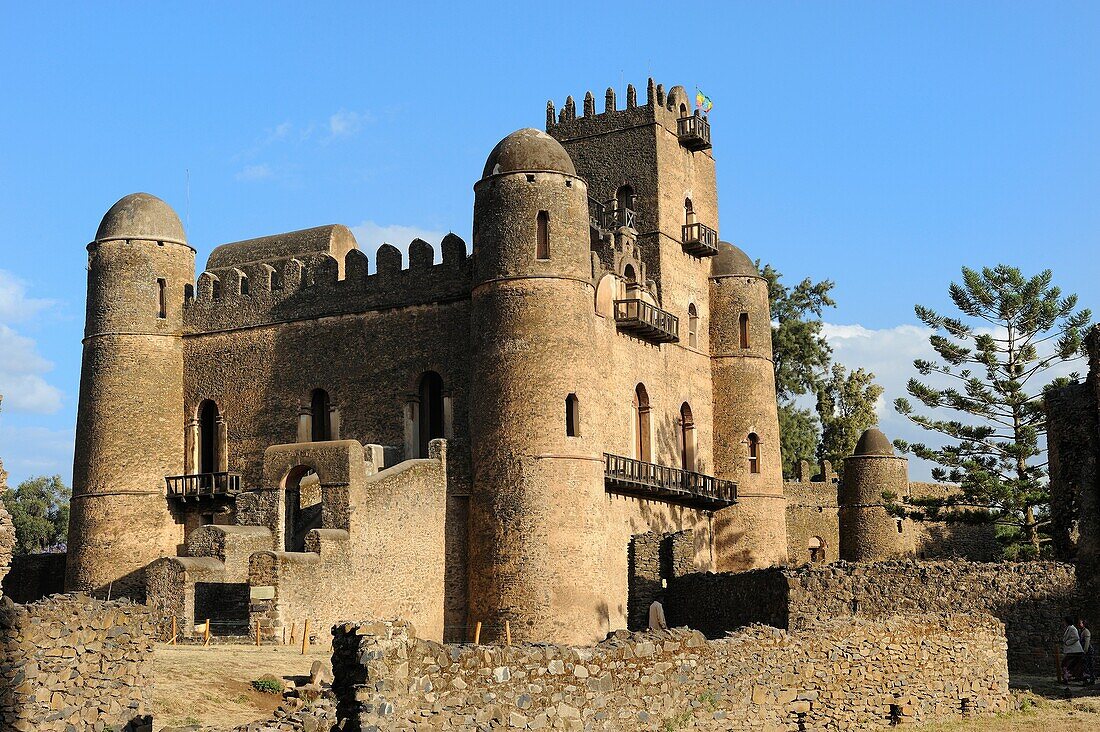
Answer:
[894, 265, 1091, 554]
[817, 364, 885, 468]
[7, 474, 69, 555]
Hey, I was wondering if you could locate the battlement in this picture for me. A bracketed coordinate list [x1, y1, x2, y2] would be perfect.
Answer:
[546, 77, 710, 150]
[184, 232, 472, 333]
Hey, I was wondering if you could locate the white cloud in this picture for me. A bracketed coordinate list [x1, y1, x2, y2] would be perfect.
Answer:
[0, 424, 74, 487]
[328, 110, 372, 139]
[235, 164, 276, 182]
[0, 272, 63, 415]
[350, 221, 450, 265]
[0, 270, 52, 322]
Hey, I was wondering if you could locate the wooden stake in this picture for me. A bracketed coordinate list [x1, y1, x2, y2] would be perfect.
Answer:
[255, 618, 261, 646]
[203, 619, 211, 647]
[1055, 642, 1064, 682]
[282, 626, 287, 645]
[473, 621, 482, 645]
[290, 622, 296, 644]
[301, 619, 310, 655]
[505, 620, 512, 647]
[171, 616, 177, 646]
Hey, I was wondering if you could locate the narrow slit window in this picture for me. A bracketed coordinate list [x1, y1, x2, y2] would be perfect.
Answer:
[184, 283, 194, 302]
[566, 393, 580, 437]
[536, 210, 550, 259]
[688, 304, 699, 348]
[240, 276, 250, 296]
[212, 280, 222, 300]
[748, 433, 760, 474]
[739, 312, 750, 349]
[157, 278, 167, 318]
[270, 269, 283, 291]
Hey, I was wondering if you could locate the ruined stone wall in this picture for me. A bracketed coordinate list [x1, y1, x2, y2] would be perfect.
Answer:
[0, 594, 154, 731]
[627, 530, 695, 631]
[667, 560, 1079, 673]
[249, 442, 447, 644]
[2, 553, 67, 603]
[332, 615, 1009, 731]
[784, 479, 841, 565]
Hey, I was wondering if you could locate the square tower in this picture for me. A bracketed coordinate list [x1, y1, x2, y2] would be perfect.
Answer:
[546, 79, 719, 296]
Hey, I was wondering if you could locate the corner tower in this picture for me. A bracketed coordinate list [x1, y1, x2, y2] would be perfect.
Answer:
[709, 242, 788, 570]
[840, 427, 909, 561]
[66, 193, 194, 599]
[468, 129, 608, 644]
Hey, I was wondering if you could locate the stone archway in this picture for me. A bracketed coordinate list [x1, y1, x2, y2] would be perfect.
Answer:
[282, 465, 323, 552]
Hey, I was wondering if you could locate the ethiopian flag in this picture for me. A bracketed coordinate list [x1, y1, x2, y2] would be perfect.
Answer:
[696, 89, 713, 113]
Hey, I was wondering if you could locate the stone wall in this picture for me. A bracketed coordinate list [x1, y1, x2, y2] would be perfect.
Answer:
[2, 553, 67, 603]
[667, 560, 1079, 673]
[331, 615, 1009, 731]
[627, 530, 694, 631]
[0, 593, 154, 731]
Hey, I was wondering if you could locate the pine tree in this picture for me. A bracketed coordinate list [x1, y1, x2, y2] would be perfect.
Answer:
[894, 265, 1091, 553]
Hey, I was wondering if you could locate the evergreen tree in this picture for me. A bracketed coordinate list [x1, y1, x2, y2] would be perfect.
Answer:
[7, 474, 69, 555]
[760, 263, 835, 477]
[816, 364, 885, 467]
[893, 265, 1091, 553]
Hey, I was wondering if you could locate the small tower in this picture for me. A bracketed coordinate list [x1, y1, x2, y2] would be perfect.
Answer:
[839, 427, 909, 561]
[66, 193, 195, 599]
[468, 129, 607, 644]
[709, 242, 788, 570]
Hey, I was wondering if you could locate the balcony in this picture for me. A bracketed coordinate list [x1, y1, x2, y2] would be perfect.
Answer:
[165, 472, 242, 501]
[677, 115, 711, 151]
[604, 453, 737, 509]
[614, 299, 679, 343]
[681, 222, 719, 257]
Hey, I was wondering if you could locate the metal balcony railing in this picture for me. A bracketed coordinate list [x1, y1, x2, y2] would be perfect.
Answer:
[681, 221, 720, 257]
[165, 472, 242, 499]
[677, 115, 711, 151]
[604, 453, 737, 509]
[614, 299, 679, 343]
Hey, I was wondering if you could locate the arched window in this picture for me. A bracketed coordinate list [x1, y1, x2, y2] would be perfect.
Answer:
[747, 433, 760, 474]
[418, 371, 444, 458]
[687, 303, 699, 348]
[566, 393, 580, 437]
[311, 389, 332, 442]
[679, 103, 688, 118]
[284, 465, 322, 553]
[240, 276, 250, 296]
[270, 269, 283, 291]
[809, 536, 826, 563]
[536, 210, 550, 259]
[623, 264, 636, 283]
[739, 312, 750, 349]
[680, 402, 696, 472]
[198, 400, 219, 475]
[684, 197, 695, 224]
[157, 278, 167, 319]
[633, 384, 651, 462]
[184, 283, 194, 302]
[212, 280, 222, 300]
[616, 184, 635, 213]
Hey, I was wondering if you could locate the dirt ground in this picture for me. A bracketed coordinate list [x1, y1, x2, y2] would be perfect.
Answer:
[152, 642, 330, 731]
[152, 646, 1100, 731]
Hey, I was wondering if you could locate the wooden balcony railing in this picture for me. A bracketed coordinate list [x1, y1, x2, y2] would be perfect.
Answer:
[677, 115, 712, 151]
[165, 472, 242, 499]
[589, 197, 637, 232]
[614, 299, 679, 343]
[604, 453, 737, 509]
[681, 222, 719, 257]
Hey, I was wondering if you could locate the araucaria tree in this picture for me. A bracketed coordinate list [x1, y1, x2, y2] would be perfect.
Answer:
[894, 266, 1091, 553]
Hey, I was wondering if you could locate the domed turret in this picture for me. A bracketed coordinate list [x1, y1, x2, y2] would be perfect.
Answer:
[482, 128, 576, 178]
[711, 241, 758, 278]
[854, 427, 894, 456]
[840, 427, 910, 562]
[68, 193, 195, 600]
[94, 192, 188, 246]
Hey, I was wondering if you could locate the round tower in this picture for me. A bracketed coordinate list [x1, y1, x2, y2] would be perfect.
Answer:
[709, 242, 788, 570]
[468, 128, 607, 644]
[839, 427, 910, 561]
[66, 193, 194, 599]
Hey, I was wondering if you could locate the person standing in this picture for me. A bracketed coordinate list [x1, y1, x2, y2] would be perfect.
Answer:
[1079, 618, 1095, 685]
[648, 595, 668, 632]
[1062, 616, 1085, 682]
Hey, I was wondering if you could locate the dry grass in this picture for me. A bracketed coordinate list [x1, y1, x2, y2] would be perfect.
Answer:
[152, 642, 330, 731]
[914, 676, 1100, 731]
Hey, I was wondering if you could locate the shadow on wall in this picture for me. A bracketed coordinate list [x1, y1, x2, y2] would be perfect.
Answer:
[1, 553, 66, 603]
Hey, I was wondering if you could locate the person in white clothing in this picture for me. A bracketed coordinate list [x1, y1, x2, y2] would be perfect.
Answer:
[1062, 616, 1085, 681]
[648, 597, 668, 632]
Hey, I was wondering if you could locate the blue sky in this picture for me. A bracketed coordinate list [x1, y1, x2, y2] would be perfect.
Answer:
[1, 2, 1098, 485]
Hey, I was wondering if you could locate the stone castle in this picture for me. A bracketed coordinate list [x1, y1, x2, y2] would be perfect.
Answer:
[61, 79, 992, 647]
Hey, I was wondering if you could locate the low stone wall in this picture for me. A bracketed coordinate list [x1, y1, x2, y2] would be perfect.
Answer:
[0, 593, 154, 731]
[331, 615, 1009, 731]
[667, 559, 1079, 673]
[2, 552, 66, 603]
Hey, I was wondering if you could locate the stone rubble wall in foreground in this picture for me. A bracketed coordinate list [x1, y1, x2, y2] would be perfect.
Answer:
[331, 614, 1009, 731]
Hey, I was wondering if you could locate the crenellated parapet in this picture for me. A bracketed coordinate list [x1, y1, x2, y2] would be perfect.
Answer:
[546, 78, 710, 149]
[184, 232, 472, 333]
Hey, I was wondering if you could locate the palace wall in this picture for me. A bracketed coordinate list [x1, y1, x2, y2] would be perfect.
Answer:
[332, 615, 1009, 731]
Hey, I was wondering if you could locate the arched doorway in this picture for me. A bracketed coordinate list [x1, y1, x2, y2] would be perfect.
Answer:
[680, 402, 696, 472]
[633, 384, 651, 462]
[198, 400, 219, 475]
[283, 465, 323, 552]
[809, 536, 826, 563]
[418, 371, 444, 458]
